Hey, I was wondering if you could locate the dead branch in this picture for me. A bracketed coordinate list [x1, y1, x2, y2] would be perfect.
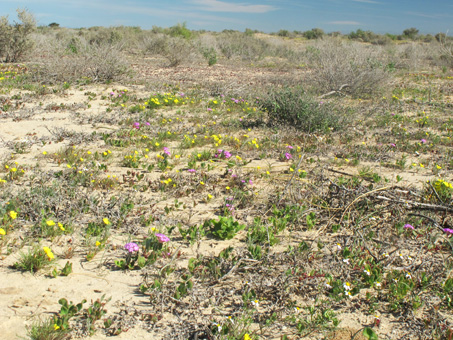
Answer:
[376, 195, 453, 213]
[318, 84, 350, 99]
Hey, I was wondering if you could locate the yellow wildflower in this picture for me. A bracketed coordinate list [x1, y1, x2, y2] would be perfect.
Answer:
[43, 247, 54, 260]
[9, 211, 17, 219]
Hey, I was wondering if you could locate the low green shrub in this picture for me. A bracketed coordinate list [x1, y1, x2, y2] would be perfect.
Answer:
[260, 87, 348, 132]
[205, 216, 245, 240]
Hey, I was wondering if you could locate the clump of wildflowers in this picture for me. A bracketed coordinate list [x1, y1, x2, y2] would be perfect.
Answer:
[163, 147, 171, 157]
[155, 233, 170, 243]
[116, 242, 142, 270]
[214, 149, 232, 159]
[124, 242, 139, 253]
[403, 224, 414, 230]
[432, 179, 453, 201]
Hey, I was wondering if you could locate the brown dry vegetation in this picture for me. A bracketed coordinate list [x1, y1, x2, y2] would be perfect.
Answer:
[0, 13, 453, 340]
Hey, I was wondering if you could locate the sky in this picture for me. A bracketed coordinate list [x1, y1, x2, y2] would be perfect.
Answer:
[2, 0, 452, 34]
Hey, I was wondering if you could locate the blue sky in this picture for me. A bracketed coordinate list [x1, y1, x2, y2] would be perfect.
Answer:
[2, 0, 452, 34]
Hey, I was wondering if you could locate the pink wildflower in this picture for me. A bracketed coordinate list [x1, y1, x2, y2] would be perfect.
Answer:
[155, 233, 170, 243]
[124, 242, 139, 253]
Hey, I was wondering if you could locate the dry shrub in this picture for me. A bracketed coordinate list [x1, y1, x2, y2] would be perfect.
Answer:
[196, 33, 220, 66]
[0, 9, 36, 63]
[216, 31, 269, 62]
[305, 38, 392, 97]
[436, 37, 453, 69]
[388, 41, 453, 71]
[394, 42, 436, 70]
[31, 36, 130, 83]
[142, 33, 199, 67]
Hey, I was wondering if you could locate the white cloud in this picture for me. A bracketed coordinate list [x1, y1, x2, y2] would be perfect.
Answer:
[190, 0, 276, 13]
[406, 12, 440, 19]
[329, 21, 361, 25]
[60, 0, 243, 24]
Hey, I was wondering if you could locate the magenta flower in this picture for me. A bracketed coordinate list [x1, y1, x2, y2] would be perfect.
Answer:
[133, 122, 140, 129]
[163, 147, 171, 156]
[286, 145, 293, 149]
[420, 139, 427, 144]
[390, 143, 396, 147]
[124, 242, 139, 253]
[187, 169, 196, 173]
[403, 224, 414, 230]
[207, 108, 213, 112]
[223, 151, 232, 159]
[285, 153, 292, 160]
[155, 233, 170, 243]
[443, 228, 453, 235]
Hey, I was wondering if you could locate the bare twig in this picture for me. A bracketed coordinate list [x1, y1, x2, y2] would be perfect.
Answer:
[318, 84, 350, 99]
[276, 153, 305, 207]
[339, 186, 394, 225]
[376, 195, 453, 213]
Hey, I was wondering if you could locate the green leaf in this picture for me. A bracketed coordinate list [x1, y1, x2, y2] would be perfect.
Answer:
[363, 327, 378, 340]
